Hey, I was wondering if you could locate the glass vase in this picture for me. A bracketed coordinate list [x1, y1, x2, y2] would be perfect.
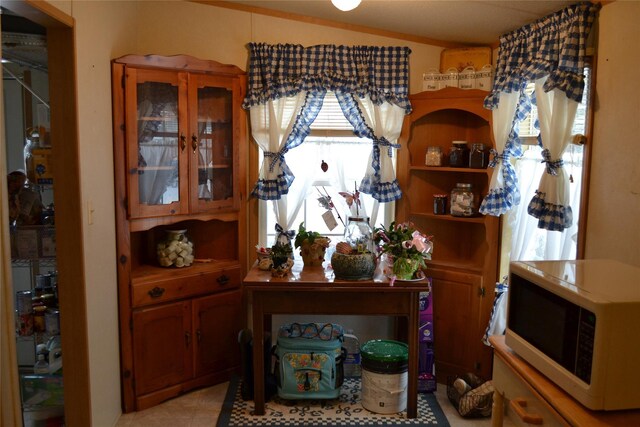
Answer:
[344, 216, 373, 253]
[157, 229, 194, 267]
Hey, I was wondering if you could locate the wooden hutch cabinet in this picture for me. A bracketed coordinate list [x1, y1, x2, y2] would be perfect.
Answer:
[112, 55, 247, 412]
[397, 87, 500, 382]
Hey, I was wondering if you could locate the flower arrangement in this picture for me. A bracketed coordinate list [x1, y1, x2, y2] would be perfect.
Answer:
[373, 221, 433, 280]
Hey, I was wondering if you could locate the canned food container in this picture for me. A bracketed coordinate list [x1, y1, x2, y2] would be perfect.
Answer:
[16, 290, 34, 336]
[422, 69, 440, 92]
[459, 66, 476, 90]
[440, 67, 459, 89]
[33, 305, 47, 333]
[16, 290, 33, 314]
[35, 274, 51, 290]
[45, 309, 61, 335]
[360, 340, 409, 414]
[475, 64, 493, 91]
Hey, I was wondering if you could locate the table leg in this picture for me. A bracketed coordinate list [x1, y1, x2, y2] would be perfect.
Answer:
[491, 389, 504, 427]
[252, 295, 265, 415]
[407, 292, 419, 418]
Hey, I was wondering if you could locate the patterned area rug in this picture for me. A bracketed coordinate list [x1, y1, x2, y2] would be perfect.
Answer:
[216, 376, 450, 427]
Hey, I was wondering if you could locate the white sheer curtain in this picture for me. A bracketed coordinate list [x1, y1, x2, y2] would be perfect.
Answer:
[526, 76, 579, 231]
[508, 146, 581, 261]
[250, 94, 308, 244]
[355, 96, 404, 212]
[480, 91, 520, 215]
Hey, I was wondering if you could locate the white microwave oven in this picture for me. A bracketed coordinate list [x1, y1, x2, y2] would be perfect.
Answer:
[505, 259, 640, 410]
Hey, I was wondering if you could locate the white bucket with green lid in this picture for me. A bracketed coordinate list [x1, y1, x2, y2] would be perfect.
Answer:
[360, 340, 409, 414]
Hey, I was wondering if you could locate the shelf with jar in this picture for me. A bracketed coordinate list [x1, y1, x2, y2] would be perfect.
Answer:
[396, 88, 500, 382]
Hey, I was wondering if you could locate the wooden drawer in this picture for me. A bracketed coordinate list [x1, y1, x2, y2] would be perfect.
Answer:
[493, 356, 568, 427]
[132, 265, 241, 307]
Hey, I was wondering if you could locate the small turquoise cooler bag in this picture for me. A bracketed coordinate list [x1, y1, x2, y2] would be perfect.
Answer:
[274, 322, 346, 399]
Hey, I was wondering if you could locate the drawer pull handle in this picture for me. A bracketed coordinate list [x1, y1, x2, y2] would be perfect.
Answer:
[148, 286, 165, 298]
[217, 275, 230, 286]
[510, 398, 543, 425]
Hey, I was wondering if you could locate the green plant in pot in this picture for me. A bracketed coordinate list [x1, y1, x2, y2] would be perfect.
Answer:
[294, 222, 331, 267]
[374, 221, 433, 281]
[270, 241, 293, 277]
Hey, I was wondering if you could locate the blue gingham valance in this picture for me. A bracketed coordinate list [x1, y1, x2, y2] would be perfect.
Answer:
[484, 2, 600, 110]
[242, 43, 412, 114]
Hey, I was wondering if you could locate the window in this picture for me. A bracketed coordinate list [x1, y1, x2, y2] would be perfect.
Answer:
[259, 93, 395, 249]
[500, 67, 592, 274]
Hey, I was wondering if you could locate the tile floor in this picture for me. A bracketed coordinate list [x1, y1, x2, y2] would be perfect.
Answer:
[115, 381, 498, 427]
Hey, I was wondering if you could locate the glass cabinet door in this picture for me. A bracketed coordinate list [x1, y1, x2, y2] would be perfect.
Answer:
[188, 74, 239, 212]
[125, 68, 189, 218]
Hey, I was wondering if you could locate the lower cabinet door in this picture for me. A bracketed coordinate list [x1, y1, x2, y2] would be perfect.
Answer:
[132, 300, 192, 396]
[193, 290, 242, 377]
[430, 268, 487, 379]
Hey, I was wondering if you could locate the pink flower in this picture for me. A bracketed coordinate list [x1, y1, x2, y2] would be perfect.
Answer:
[411, 231, 432, 254]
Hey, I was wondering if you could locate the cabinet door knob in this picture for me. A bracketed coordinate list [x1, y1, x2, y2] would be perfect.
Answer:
[191, 134, 199, 153]
[148, 286, 165, 299]
[185, 331, 191, 347]
[180, 133, 187, 151]
[196, 329, 202, 343]
[217, 275, 230, 286]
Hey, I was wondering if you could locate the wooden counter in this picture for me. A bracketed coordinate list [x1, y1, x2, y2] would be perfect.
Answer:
[490, 336, 640, 426]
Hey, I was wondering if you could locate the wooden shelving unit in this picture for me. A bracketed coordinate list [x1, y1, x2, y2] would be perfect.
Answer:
[397, 87, 500, 381]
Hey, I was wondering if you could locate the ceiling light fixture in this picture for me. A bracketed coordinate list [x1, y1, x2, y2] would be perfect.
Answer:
[331, 0, 361, 12]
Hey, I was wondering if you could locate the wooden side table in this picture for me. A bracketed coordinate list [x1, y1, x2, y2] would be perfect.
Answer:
[244, 262, 430, 418]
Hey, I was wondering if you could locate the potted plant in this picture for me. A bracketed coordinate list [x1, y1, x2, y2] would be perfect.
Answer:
[331, 239, 377, 280]
[294, 222, 331, 267]
[374, 221, 433, 280]
[270, 241, 294, 277]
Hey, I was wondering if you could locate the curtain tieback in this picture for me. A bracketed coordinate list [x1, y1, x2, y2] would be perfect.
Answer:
[375, 137, 400, 157]
[265, 150, 286, 172]
[541, 148, 564, 175]
[488, 149, 510, 168]
[275, 223, 295, 244]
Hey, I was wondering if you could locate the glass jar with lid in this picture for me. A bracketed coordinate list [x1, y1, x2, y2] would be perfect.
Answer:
[344, 216, 374, 253]
[469, 143, 489, 169]
[433, 194, 448, 215]
[157, 229, 194, 267]
[448, 141, 469, 167]
[425, 146, 443, 166]
[450, 183, 478, 217]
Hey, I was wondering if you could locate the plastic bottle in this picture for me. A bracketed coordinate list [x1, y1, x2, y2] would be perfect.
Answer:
[33, 353, 49, 374]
